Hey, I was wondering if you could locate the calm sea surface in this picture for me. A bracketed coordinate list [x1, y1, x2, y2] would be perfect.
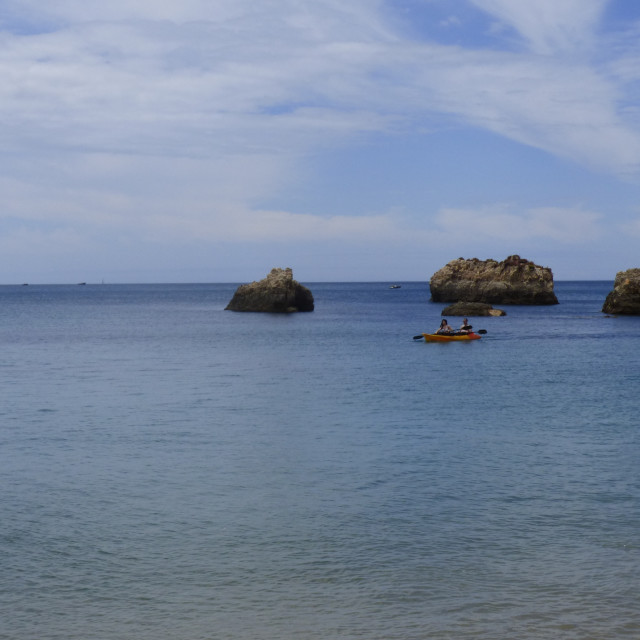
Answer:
[1, 281, 638, 640]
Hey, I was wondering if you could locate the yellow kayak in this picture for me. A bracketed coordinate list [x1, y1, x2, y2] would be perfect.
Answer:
[422, 332, 481, 342]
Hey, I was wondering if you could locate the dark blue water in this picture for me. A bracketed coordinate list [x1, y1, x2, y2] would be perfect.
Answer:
[1, 282, 638, 639]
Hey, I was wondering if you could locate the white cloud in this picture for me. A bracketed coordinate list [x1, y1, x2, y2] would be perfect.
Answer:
[434, 206, 602, 243]
[0, 0, 638, 282]
[427, 53, 640, 176]
[439, 15, 462, 29]
[470, 0, 608, 55]
[0, 0, 637, 175]
[1, 1, 271, 27]
[0, 151, 407, 246]
[146, 206, 402, 244]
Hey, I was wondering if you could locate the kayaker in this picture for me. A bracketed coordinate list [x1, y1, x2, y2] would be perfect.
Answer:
[459, 318, 473, 334]
[436, 319, 453, 334]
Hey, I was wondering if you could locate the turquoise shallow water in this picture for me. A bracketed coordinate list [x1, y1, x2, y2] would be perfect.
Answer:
[1, 281, 638, 639]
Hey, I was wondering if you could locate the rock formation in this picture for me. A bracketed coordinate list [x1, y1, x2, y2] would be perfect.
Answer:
[430, 255, 558, 305]
[441, 301, 506, 317]
[602, 269, 640, 315]
[225, 267, 314, 312]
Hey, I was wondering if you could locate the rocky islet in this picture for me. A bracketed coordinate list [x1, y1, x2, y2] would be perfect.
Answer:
[225, 260, 640, 316]
[225, 267, 314, 313]
[602, 269, 640, 315]
[429, 255, 558, 305]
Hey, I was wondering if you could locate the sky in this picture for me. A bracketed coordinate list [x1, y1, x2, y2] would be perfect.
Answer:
[1, 0, 639, 283]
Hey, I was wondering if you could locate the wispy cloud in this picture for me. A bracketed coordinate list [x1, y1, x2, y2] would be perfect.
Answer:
[470, 0, 608, 55]
[434, 206, 602, 244]
[0, 0, 637, 281]
[1, 1, 637, 170]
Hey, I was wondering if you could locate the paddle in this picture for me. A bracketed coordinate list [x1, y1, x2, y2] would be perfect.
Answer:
[413, 329, 487, 339]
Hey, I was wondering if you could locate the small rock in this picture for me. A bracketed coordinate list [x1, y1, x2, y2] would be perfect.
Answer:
[442, 301, 506, 316]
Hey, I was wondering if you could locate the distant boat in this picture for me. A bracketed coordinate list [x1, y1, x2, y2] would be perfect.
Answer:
[389, 284, 401, 289]
[77, 282, 86, 286]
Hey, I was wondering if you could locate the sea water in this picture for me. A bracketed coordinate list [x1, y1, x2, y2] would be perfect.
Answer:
[0, 281, 638, 640]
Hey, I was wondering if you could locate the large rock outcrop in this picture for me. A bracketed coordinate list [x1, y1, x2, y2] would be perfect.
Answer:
[430, 255, 558, 305]
[602, 269, 640, 315]
[225, 268, 314, 312]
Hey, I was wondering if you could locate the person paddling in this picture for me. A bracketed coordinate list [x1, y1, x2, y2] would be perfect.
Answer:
[459, 318, 473, 334]
[436, 319, 453, 334]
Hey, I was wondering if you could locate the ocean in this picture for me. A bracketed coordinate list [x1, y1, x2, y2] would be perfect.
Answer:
[1, 281, 638, 640]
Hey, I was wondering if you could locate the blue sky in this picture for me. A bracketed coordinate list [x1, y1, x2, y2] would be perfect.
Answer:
[1, 0, 639, 282]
